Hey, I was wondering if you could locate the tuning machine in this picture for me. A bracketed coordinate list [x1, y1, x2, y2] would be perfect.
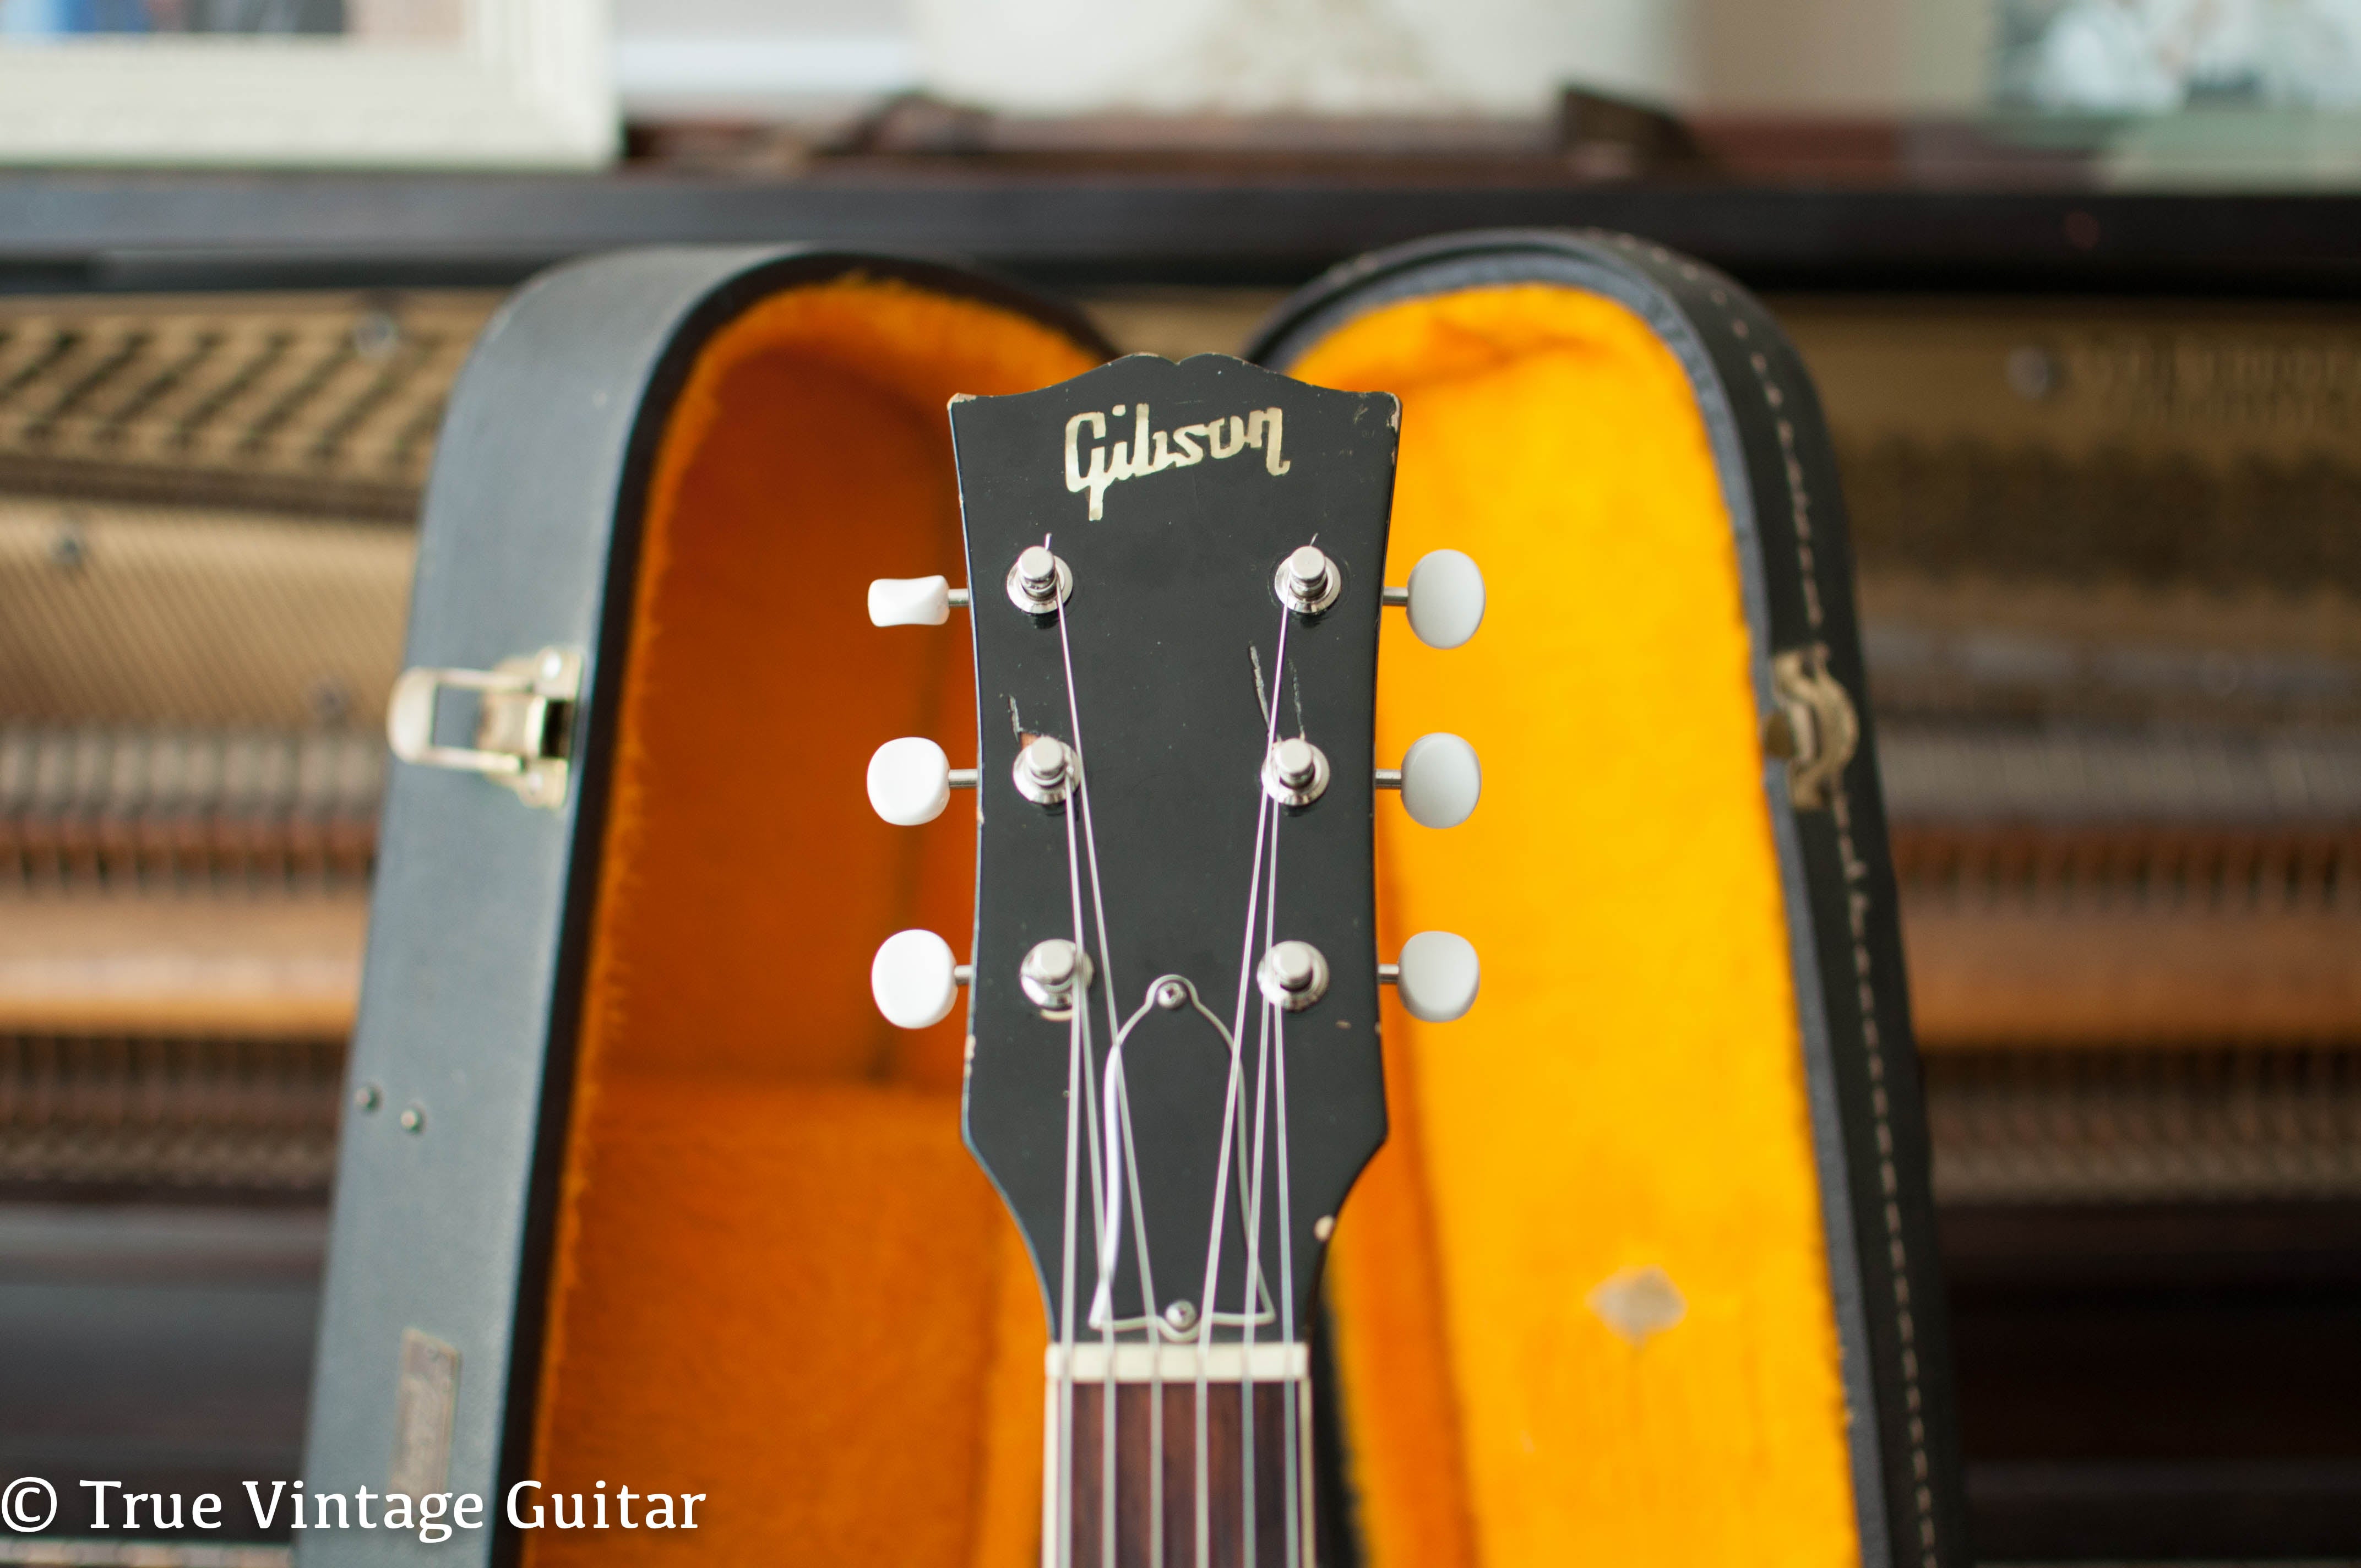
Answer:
[1374, 732, 1480, 829]
[1381, 549, 1485, 649]
[867, 737, 979, 826]
[871, 929, 972, 1029]
[1379, 931, 1481, 1023]
[868, 575, 972, 627]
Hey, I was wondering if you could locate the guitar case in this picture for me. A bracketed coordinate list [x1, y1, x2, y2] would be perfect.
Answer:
[301, 247, 1114, 1568]
[1249, 230, 1967, 1568]
[302, 237, 1963, 1568]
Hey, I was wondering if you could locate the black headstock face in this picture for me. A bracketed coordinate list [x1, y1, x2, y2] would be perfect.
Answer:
[950, 353, 1398, 1345]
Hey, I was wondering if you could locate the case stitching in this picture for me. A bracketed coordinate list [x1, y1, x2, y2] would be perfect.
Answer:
[1715, 282, 1939, 1568]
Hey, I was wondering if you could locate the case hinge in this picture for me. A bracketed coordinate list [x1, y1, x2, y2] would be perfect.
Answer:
[1764, 646, 1859, 811]
[387, 647, 581, 810]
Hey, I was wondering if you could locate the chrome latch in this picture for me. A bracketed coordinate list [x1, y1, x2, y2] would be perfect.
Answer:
[1763, 646, 1858, 811]
[387, 646, 581, 810]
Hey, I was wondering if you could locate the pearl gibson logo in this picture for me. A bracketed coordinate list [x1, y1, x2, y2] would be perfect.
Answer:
[3, 1476, 57, 1532]
[1064, 401, 1291, 520]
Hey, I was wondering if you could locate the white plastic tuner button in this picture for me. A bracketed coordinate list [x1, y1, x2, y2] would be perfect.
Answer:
[1406, 549, 1485, 650]
[869, 575, 952, 627]
[872, 929, 960, 1029]
[868, 737, 953, 826]
[1398, 733, 1481, 829]
[1396, 931, 1480, 1022]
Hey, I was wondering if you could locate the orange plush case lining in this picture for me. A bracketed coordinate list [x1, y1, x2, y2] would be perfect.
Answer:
[525, 279, 1094, 1568]
[525, 279, 1860, 1568]
[1292, 286, 1860, 1568]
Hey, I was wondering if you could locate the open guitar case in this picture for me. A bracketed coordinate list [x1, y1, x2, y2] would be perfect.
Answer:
[303, 237, 1967, 1568]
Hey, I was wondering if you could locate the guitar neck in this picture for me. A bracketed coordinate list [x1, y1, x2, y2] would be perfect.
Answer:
[1050, 1343, 1313, 1568]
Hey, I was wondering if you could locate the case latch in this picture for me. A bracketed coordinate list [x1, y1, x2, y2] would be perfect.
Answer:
[1764, 647, 1858, 811]
[387, 647, 581, 810]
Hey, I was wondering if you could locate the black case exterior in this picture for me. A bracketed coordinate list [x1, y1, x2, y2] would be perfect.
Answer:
[298, 247, 1111, 1568]
[1250, 231, 1970, 1568]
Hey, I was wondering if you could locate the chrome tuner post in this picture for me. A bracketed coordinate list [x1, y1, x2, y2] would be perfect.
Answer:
[1005, 545, 1074, 614]
[1275, 544, 1343, 616]
[1257, 939, 1331, 1011]
[1020, 938, 1094, 1018]
[1013, 734, 1078, 807]
[1261, 736, 1331, 807]
[1382, 548, 1486, 649]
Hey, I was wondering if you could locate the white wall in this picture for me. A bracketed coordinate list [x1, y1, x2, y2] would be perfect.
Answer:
[614, 0, 918, 113]
[614, 0, 1993, 120]
[1690, 0, 1993, 114]
[911, 0, 1698, 117]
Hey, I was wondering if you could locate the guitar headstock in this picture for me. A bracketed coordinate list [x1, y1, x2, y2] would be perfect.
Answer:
[864, 352, 1484, 1354]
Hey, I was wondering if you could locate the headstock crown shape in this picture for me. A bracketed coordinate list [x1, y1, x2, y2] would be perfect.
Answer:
[950, 352, 1399, 1341]
[864, 352, 1484, 1567]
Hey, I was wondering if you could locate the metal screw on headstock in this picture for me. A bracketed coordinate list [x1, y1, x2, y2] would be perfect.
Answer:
[1012, 734, 1078, 807]
[1020, 938, 1094, 1017]
[1274, 544, 1342, 616]
[1256, 939, 1331, 1011]
[1005, 545, 1074, 614]
[1154, 979, 1189, 1010]
[1163, 1300, 1198, 1335]
[1261, 736, 1331, 807]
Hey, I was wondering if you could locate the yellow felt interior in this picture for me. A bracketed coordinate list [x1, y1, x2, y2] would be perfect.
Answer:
[524, 279, 1097, 1568]
[1290, 285, 1862, 1568]
[522, 272, 1858, 1568]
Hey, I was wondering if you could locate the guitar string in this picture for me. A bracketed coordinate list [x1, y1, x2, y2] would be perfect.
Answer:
[1265, 566, 1308, 1568]
[1112, 1051, 1163, 1568]
[1048, 541, 1162, 1568]
[1103, 974, 1236, 1567]
[1198, 786, 1263, 1568]
[1046, 543, 1307, 1565]
[1241, 799, 1295, 1568]
[1240, 791, 1289, 1567]
[1094, 1031, 1164, 1563]
[1053, 807, 1086, 1568]
[1087, 1014, 1115, 1568]
[1044, 605, 1111, 1568]
[1250, 655, 1306, 1568]
[1242, 951, 1271, 1567]
[1049, 535, 1140, 1334]
[1131, 1064, 1166, 1568]
[1056, 532, 1259, 1567]
[1062, 796, 1116, 1568]
[1243, 608, 1294, 1568]
[1049, 533, 1280, 1565]
[1255, 547, 1315, 1568]
[1247, 696, 1301, 1568]
[1195, 601, 1293, 1568]
[1272, 938, 1304, 1568]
